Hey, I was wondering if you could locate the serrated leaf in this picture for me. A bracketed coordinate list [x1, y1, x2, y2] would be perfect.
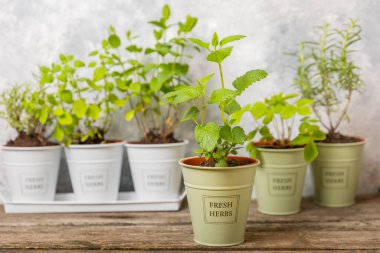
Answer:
[181, 106, 199, 122]
[220, 35, 246, 47]
[150, 70, 173, 92]
[312, 130, 326, 140]
[220, 125, 245, 144]
[189, 38, 209, 50]
[73, 99, 87, 118]
[108, 34, 121, 48]
[209, 88, 237, 104]
[224, 100, 241, 115]
[195, 122, 219, 152]
[304, 141, 318, 163]
[164, 86, 202, 105]
[291, 135, 311, 145]
[232, 69, 268, 92]
[206, 47, 233, 63]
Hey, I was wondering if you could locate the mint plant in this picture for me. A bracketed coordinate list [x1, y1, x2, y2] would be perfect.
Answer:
[97, 5, 198, 143]
[244, 93, 326, 163]
[293, 19, 364, 142]
[165, 33, 267, 167]
[41, 53, 126, 145]
[0, 83, 52, 146]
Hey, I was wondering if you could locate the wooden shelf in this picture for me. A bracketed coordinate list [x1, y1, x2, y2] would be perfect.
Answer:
[1, 195, 379, 251]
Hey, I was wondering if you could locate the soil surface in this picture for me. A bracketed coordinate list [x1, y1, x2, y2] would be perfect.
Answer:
[6, 132, 55, 147]
[255, 140, 304, 149]
[134, 130, 181, 144]
[322, 132, 364, 143]
[80, 135, 105, 145]
[200, 158, 251, 167]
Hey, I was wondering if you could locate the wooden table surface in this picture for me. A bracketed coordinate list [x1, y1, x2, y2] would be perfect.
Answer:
[0, 195, 379, 252]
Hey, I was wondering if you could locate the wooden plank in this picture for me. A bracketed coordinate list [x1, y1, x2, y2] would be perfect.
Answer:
[0, 195, 379, 251]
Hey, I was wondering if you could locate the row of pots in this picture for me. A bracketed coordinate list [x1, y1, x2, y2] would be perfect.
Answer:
[1, 140, 187, 202]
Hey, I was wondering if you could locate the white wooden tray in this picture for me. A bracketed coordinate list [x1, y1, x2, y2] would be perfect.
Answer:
[0, 191, 187, 213]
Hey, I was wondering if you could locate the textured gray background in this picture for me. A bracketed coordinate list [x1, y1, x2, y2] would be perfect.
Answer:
[0, 0, 379, 197]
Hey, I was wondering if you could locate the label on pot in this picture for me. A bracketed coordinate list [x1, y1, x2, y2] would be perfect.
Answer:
[202, 195, 239, 224]
[81, 171, 107, 192]
[143, 170, 170, 192]
[322, 167, 349, 189]
[20, 173, 48, 195]
[268, 173, 297, 196]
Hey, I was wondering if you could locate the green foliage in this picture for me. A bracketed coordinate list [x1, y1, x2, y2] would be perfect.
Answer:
[292, 19, 364, 138]
[165, 33, 268, 166]
[42, 53, 126, 145]
[96, 5, 198, 143]
[245, 93, 325, 163]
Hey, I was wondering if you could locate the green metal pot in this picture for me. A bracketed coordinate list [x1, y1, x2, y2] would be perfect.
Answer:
[256, 148, 307, 215]
[312, 141, 365, 207]
[179, 156, 258, 247]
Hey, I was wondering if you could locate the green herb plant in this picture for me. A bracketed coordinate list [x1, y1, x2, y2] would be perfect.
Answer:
[293, 19, 364, 141]
[42, 53, 126, 146]
[244, 93, 326, 163]
[165, 33, 267, 167]
[0, 83, 52, 146]
[97, 4, 198, 143]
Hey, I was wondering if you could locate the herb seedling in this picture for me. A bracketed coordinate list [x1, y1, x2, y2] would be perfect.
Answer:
[165, 32, 267, 167]
[293, 19, 364, 142]
[97, 5, 198, 143]
[245, 93, 326, 163]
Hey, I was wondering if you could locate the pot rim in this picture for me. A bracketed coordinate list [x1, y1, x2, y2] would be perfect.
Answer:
[316, 139, 366, 147]
[179, 155, 259, 171]
[0, 144, 62, 151]
[125, 139, 189, 148]
[66, 140, 127, 149]
[257, 147, 305, 153]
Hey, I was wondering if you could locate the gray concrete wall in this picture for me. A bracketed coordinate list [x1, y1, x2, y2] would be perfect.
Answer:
[0, 0, 379, 197]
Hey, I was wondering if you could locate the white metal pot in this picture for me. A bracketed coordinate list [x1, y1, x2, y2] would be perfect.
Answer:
[125, 140, 188, 200]
[65, 141, 125, 202]
[0, 145, 62, 202]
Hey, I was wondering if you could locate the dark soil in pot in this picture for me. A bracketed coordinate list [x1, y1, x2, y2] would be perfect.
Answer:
[131, 130, 182, 144]
[254, 140, 304, 149]
[6, 132, 56, 147]
[183, 156, 257, 168]
[321, 132, 364, 143]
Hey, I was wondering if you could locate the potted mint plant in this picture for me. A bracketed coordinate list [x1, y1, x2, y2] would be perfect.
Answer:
[43, 53, 126, 202]
[0, 84, 61, 201]
[244, 93, 325, 215]
[293, 19, 365, 207]
[165, 33, 267, 246]
[100, 5, 198, 200]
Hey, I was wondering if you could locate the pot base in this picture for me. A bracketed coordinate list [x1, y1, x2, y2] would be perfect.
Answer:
[194, 238, 244, 247]
[314, 200, 355, 208]
[258, 208, 300, 216]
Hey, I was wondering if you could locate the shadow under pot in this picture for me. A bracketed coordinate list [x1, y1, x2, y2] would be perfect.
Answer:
[64, 140, 125, 202]
[179, 156, 258, 247]
[255, 147, 307, 215]
[311, 140, 365, 207]
[1, 145, 62, 202]
[125, 140, 188, 200]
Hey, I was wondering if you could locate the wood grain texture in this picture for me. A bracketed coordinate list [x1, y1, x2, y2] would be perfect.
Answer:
[0, 195, 379, 251]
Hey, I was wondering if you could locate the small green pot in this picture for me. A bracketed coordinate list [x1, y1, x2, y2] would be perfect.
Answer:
[312, 140, 365, 207]
[256, 148, 307, 215]
[179, 156, 258, 247]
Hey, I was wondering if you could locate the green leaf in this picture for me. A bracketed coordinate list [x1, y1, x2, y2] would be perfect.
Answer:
[93, 67, 106, 81]
[126, 45, 142, 52]
[296, 98, 314, 108]
[304, 141, 318, 163]
[220, 125, 245, 144]
[53, 107, 64, 116]
[220, 35, 246, 47]
[206, 47, 233, 63]
[74, 60, 85, 68]
[215, 159, 228, 167]
[297, 106, 312, 116]
[224, 100, 241, 115]
[162, 4, 170, 21]
[150, 70, 173, 92]
[262, 110, 274, 124]
[73, 99, 87, 118]
[164, 86, 203, 105]
[250, 102, 267, 119]
[125, 110, 135, 121]
[195, 122, 219, 152]
[312, 130, 326, 141]
[181, 106, 199, 122]
[281, 105, 297, 119]
[291, 135, 311, 145]
[53, 125, 64, 142]
[247, 129, 258, 140]
[88, 104, 101, 120]
[108, 34, 121, 48]
[189, 38, 209, 50]
[246, 142, 258, 158]
[212, 32, 219, 47]
[230, 104, 250, 124]
[60, 90, 73, 104]
[209, 88, 237, 104]
[58, 112, 73, 125]
[39, 106, 49, 124]
[179, 15, 197, 33]
[232, 69, 268, 92]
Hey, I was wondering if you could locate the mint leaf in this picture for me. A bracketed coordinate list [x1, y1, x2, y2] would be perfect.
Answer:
[181, 106, 199, 122]
[108, 34, 121, 48]
[164, 86, 203, 105]
[250, 101, 267, 119]
[73, 99, 87, 118]
[189, 38, 209, 50]
[220, 35, 246, 47]
[224, 100, 241, 115]
[195, 122, 219, 152]
[220, 125, 245, 144]
[209, 88, 237, 104]
[206, 47, 233, 63]
[304, 141, 318, 163]
[60, 90, 73, 104]
[93, 67, 106, 81]
[212, 32, 219, 47]
[281, 105, 297, 119]
[232, 69, 268, 92]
